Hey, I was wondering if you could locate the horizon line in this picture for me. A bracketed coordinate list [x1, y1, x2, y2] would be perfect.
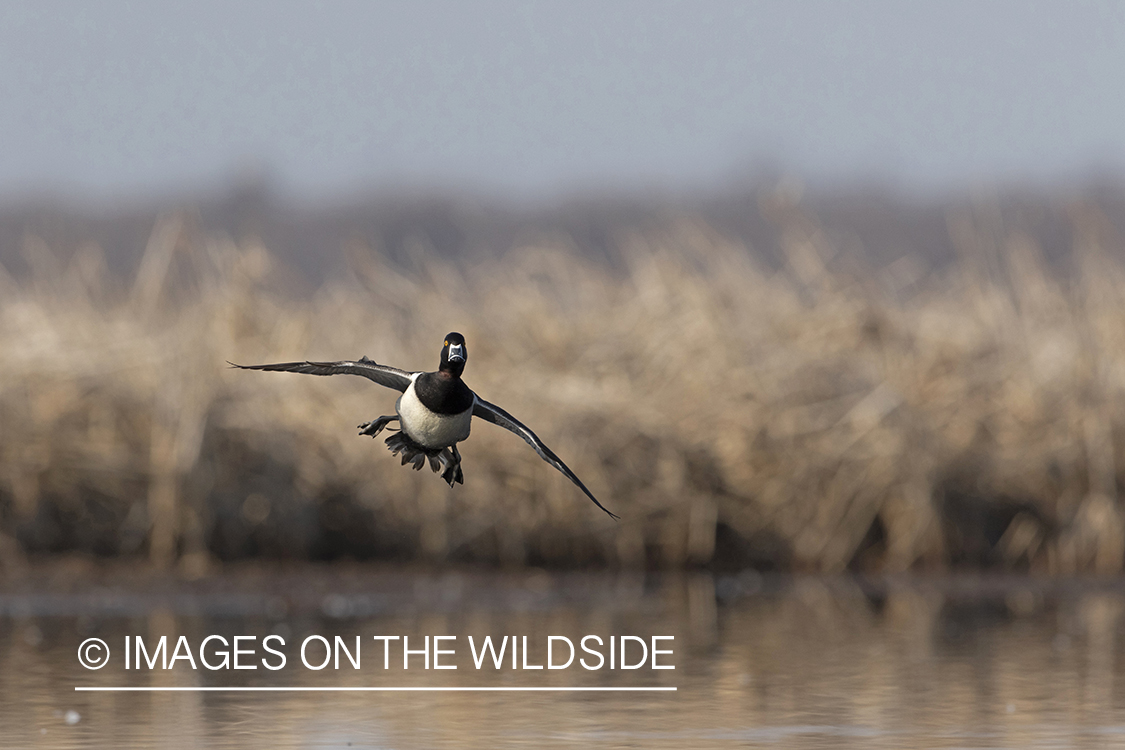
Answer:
[75, 686, 677, 692]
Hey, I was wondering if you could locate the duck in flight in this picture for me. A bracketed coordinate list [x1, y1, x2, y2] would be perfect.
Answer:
[229, 333, 618, 519]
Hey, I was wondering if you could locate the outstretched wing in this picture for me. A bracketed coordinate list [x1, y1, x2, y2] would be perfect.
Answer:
[472, 396, 619, 520]
[228, 356, 413, 393]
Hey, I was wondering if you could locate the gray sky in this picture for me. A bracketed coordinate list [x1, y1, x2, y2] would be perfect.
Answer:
[2, 0, 1124, 202]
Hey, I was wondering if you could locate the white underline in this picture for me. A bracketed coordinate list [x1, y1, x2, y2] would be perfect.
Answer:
[75, 686, 676, 692]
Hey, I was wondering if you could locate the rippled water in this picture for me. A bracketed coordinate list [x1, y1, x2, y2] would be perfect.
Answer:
[3, 568, 1125, 748]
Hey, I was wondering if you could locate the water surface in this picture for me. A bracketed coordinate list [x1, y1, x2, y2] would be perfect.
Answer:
[2, 568, 1123, 748]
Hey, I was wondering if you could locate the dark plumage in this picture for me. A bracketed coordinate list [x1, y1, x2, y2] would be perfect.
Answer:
[229, 332, 618, 519]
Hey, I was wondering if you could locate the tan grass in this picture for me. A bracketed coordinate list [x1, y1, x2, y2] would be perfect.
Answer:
[3, 200, 1124, 573]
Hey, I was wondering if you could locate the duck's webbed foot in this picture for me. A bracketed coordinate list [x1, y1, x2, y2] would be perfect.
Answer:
[439, 444, 464, 487]
[358, 415, 399, 437]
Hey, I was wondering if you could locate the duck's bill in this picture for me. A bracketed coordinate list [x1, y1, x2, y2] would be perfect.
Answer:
[448, 344, 465, 362]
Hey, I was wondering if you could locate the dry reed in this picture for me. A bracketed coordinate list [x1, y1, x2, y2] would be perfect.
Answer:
[3, 198, 1125, 574]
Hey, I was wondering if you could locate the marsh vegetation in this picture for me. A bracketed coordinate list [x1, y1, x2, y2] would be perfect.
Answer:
[4, 188, 1125, 573]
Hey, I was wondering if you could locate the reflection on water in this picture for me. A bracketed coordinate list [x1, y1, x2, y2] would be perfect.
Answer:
[3, 569, 1125, 748]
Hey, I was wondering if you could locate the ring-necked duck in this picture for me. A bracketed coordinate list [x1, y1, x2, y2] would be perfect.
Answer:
[229, 333, 618, 519]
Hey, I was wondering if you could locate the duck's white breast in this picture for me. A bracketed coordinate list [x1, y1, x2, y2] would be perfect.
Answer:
[395, 376, 473, 448]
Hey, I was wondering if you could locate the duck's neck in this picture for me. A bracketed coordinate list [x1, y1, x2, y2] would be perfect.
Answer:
[438, 363, 464, 379]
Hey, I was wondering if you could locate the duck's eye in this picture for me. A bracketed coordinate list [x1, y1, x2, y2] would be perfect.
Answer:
[444, 340, 449, 346]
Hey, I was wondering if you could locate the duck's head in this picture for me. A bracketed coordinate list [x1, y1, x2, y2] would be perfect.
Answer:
[439, 332, 467, 375]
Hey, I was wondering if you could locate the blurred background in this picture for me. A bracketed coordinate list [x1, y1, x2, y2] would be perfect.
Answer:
[5, 2, 1125, 747]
